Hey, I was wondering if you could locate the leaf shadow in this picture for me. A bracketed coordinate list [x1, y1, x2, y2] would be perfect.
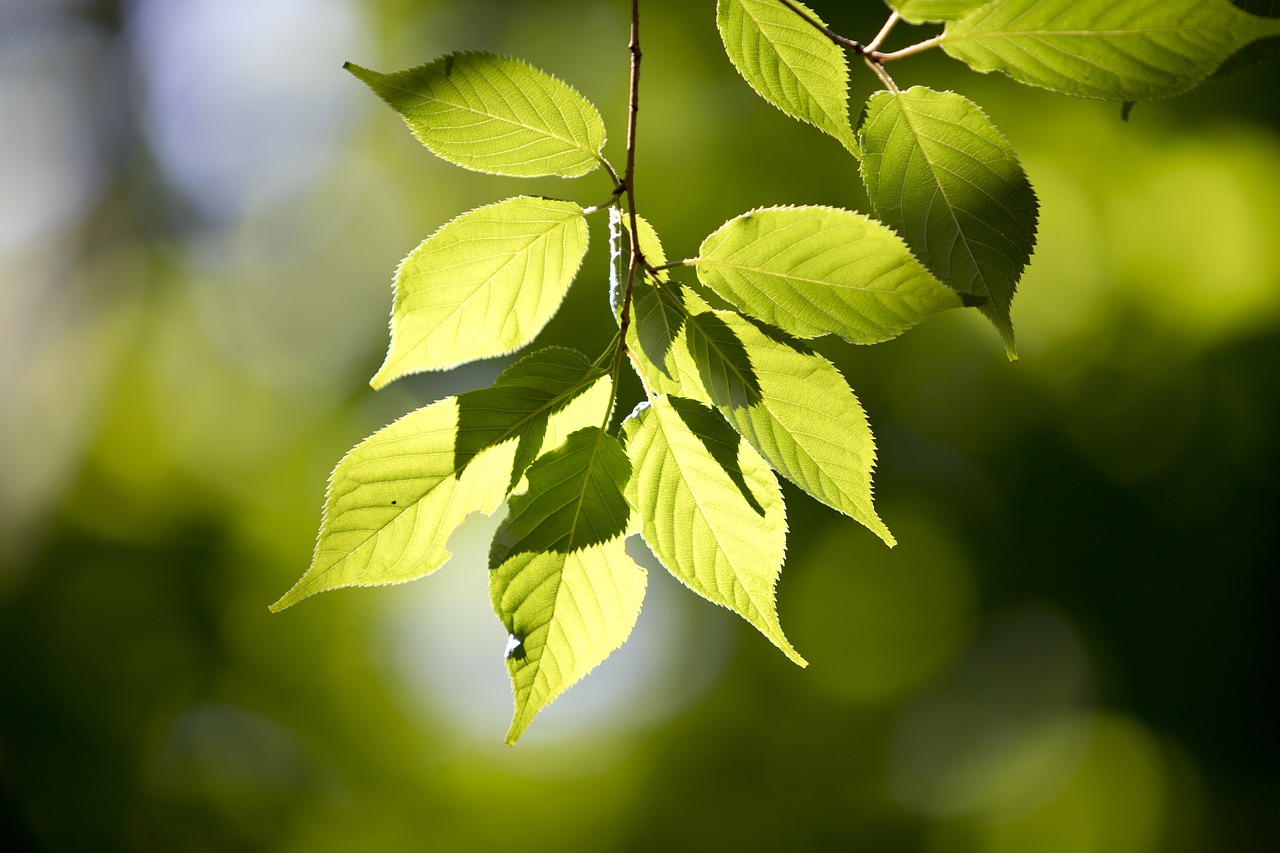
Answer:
[668, 396, 766, 518]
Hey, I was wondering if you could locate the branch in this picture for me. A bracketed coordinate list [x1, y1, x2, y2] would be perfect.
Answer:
[617, 0, 644, 343]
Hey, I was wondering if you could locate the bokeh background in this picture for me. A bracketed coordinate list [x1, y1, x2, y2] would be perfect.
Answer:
[3, 1, 1278, 850]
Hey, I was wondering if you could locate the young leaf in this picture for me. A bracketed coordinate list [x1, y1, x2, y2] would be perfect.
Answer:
[345, 52, 607, 177]
[716, 0, 860, 155]
[684, 308, 894, 545]
[940, 0, 1280, 101]
[272, 348, 611, 611]
[372, 196, 589, 387]
[624, 395, 804, 665]
[887, 0, 992, 24]
[859, 87, 1037, 359]
[694, 206, 963, 344]
[490, 428, 646, 744]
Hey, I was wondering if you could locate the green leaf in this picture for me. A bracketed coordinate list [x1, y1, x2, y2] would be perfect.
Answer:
[490, 428, 645, 744]
[716, 0, 860, 154]
[685, 308, 894, 545]
[272, 348, 610, 611]
[694, 206, 963, 344]
[859, 87, 1037, 359]
[345, 52, 606, 177]
[940, 0, 1280, 101]
[372, 196, 589, 387]
[623, 395, 804, 665]
[888, 0, 993, 23]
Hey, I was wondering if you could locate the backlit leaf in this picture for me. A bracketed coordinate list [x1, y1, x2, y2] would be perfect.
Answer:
[684, 308, 894, 545]
[887, 0, 992, 24]
[272, 349, 610, 611]
[372, 196, 588, 387]
[716, 0, 860, 154]
[940, 0, 1280, 101]
[859, 87, 1037, 358]
[346, 52, 606, 177]
[624, 395, 804, 664]
[695, 206, 963, 344]
[490, 428, 645, 744]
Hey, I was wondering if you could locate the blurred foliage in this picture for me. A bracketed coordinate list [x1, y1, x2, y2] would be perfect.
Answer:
[2, 0, 1278, 850]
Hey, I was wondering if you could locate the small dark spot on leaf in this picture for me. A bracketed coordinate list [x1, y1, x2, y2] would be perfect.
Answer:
[391, 500, 397, 505]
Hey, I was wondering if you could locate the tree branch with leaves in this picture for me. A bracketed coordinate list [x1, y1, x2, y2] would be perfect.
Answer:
[271, 0, 1280, 744]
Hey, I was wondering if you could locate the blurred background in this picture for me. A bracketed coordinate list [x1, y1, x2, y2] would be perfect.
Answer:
[2, 1, 1278, 850]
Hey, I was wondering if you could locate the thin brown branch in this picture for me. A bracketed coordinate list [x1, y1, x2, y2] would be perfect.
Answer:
[617, 0, 644, 342]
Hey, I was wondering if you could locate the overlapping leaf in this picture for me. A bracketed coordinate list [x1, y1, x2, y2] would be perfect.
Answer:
[716, 0, 859, 154]
[941, 0, 1280, 101]
[694, 206, 963, 344]
[490, 428, 645, 744]
[624, 395, 803, 664]
[272, 349, 610, 611]
[859, 87, 1036, 358]
[346, 52, 606, 177]
[372, 196, 588, 387]
[888, 0, 992, 23]
[683, 307, 894, 545]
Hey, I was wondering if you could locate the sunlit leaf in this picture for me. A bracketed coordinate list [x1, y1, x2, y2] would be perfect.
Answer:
[683, 307, 894, 545]
[272, 349, 610, 611]
[941, 0, 1280, 101]
[716, 0, 860, 154]
[490, 428, 645, 744]
[624, 395, 804, 664]
[346, 52, 606, 177]
[859, 87, 1037, 358]
[887, 0, 992, 23]
[372, 196, 588, 387]
[695, 206, 963, 344]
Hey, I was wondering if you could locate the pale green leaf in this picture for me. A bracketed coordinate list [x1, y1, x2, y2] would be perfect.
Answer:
[859, 87, 1037, 359]
[685, 308, 894, 545]
[623, 395, 804, 664]
[695, 206, 963, 344]
[272, 349, 610, 611]
[716, 0, 860, 154]
[372, 196, 588, 387]
[346, 52, 606, 177]
[887, 0, 993, 23]
[490, 428, 645, 743]
[941, 0, 1280, 101]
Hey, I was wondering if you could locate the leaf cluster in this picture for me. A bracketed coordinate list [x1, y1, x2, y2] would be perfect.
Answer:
[274, 0, 1280, 742]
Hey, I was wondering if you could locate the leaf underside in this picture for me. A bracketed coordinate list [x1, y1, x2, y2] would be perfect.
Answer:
[716, 0, 859, 154]
[373, 196, 589, 387]
[346, 52, 606, 177]
[272, 348, 611, 612]
[941, 0, 1280, 101]
[695, 205, 963, 345]
[490, 428, 645, 744]
[859, 87, 1038, 359]
[624, 395, 805, 665]
[888, 0, 992, 24]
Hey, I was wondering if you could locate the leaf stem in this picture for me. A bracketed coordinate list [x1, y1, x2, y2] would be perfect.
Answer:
[864, 56, 899, 93]
[871, 33, 946, 62]
[865, 11, 899, 54]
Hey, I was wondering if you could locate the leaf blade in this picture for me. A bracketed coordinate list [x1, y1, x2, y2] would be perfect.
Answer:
[346, 52, 606, 177]
[273, 349, 611, 611]
[695, 205, 963, 344]
[940, 0, 1280, 101]
[624, 396, 804, 664]
[686, 309, 894, 545]
[489, 428, 645, 743]
[888, 0, 993, 24]
[859, 86, 1037, 358]
[373, 196, 589, 387]
[716, 0, 860, 154]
